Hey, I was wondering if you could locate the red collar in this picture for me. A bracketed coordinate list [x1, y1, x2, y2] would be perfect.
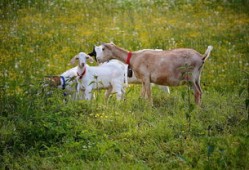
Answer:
[77, 67, 86, 79]
[126, 51, 132, 65]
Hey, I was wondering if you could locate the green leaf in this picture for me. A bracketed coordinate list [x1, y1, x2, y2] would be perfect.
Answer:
[88, 80, 96, 86]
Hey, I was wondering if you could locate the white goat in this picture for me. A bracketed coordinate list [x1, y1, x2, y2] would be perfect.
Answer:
[95, 43, 213, 105]
[71, 52, 126, 100]
[88, 46, 170, 94]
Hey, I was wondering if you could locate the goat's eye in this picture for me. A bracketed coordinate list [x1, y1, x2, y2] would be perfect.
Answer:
[102, 47, 105, 51]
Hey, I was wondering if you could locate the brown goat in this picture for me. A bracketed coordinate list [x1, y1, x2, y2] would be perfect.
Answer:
[95, 43, 213, 105]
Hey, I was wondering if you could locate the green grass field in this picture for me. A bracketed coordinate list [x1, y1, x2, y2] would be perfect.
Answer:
[1, 0, 249, 169]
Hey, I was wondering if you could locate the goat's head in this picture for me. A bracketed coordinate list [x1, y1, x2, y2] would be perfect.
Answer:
[43, 76, 61, 87]
[95, 43, 115, 63]
[71, 52, 94, 68]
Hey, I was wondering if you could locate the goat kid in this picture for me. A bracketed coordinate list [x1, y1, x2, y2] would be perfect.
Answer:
[71, 52, 126, 100]
[95, 43, 213, 105]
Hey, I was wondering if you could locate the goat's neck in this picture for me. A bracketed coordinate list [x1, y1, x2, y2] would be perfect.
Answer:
[77, 66, 87, 79]
[61, 68, 76, 78]
[112, 46, 129, 63]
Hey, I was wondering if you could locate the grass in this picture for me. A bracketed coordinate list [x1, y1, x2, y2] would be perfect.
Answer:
[1, 0, 249, 169]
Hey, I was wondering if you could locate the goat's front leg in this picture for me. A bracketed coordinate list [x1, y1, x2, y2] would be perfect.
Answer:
[84, 87, 92, 100]
[144, 81, 152, 102]
[75, 83, 81, 100]
[116, 87, 124, 101]
[141, 81, 146, 97]
[112, 83, 124, 100]
[141, 78, 153, 104]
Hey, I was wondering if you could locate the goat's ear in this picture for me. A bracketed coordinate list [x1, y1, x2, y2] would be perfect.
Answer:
[70, 55, 79, 65]
[86, 54, 94, 63]
[104, 43, 112, 50]
[88, 46, 96, 57]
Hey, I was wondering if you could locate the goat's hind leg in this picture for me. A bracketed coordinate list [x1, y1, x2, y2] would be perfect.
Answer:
[192, 81, 202, 105]
[112, 84, 123, 101]
[195, 75, 203, 104]
[144, 79, 153, 104]
[105, 87, 113, 100]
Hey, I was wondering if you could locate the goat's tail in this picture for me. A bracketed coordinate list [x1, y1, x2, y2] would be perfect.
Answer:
[202, 45, 213, 62]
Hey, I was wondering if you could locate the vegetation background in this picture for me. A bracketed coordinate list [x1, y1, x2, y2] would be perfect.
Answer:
[1, 0, 248, 169]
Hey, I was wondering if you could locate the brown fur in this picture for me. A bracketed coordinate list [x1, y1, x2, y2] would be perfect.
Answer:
[44, 76, 61, 87]
[98, 43, 213, 105]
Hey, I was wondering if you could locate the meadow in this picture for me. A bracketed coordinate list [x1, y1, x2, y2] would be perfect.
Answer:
[0, 0, 249, 169]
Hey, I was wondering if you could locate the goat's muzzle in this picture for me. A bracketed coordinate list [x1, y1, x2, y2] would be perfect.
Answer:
[80, 63, 85, 68]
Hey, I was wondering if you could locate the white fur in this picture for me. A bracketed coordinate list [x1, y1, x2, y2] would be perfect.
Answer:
[71, 52, 126, 100]
[59, 66, 77, 90]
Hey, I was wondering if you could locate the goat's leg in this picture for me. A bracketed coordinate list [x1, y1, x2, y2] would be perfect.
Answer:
[115, 90, 123, 101]
[112, 83, 123, 100]
[116, 86, 124, 101]
[193, 82, 201, 105]
[158, 85, 170, 94]
[85, 88, 92, 100]
[144, 79, 152, 103]
[121, 87, 126, 100]
[105, 87, 112, 100]
[195, 75, 203, 104]
[140, 82, 146, 97]
[75, 84, 81, 100]
[116, 91, 123, 100]
[196, 76, 203, 96]
[81, 89, 86, 100]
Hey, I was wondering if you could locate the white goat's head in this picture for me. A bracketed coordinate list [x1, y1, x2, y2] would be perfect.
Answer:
[71, 52, 94, 68]
[95, 43, 115, 63]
